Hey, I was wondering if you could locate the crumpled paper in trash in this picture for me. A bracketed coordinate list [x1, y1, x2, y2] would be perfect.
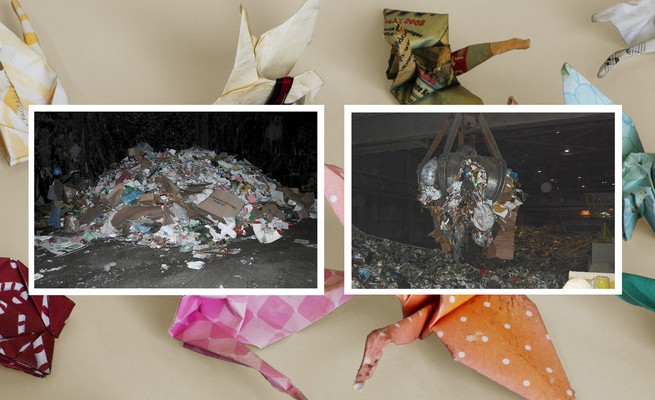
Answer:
[383, 9, 529, 104]
[169, 268, 354, 400]
[593, 0, 655, 77]
[0, 258, 74, 376]
[0, 0, 68, 165]
[214, 0, 323, 105]
[355, 294, 576, 399]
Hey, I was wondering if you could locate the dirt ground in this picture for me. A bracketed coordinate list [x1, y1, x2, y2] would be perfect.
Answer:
[34, 219, 317, 289]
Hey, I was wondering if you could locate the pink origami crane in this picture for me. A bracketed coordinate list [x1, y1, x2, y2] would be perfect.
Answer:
[0, 258, 75, 377]
[170, 267, 353, 399]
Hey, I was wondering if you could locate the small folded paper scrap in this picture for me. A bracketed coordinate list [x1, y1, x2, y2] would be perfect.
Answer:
[214, 0, 323, 105]
[0, 0, 68, 165]
[383, 9, 529, 105]
[170, 268, 353, 400]
[0, 258, 74, 377]
[593, 0, 655, 78]
[355, 294, 576, 399]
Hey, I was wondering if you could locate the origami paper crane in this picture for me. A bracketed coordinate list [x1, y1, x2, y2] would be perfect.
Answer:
[383, 9, 529, 105]
[0, 0, 68, 165]
[0, 258, 74, 376]
[169, 267, 353, 399]
[562, 63, 655, 313]
[561, 62, 644, 238]
[355, 295, 576, 399]
[214, 0, 323, 105]
[593, 0, 655, 77]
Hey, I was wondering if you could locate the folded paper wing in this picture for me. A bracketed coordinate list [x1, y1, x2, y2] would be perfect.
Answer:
[619, 273, 655, 312]
[169, 269, 354, 399]
[592, 0, 655, 47]
[0, 0, 68, 165]
[215, 0, 323, 105]
[356, 295, 576, 399]
[593, 0, 655, 77]
[0, 258, 75, 377]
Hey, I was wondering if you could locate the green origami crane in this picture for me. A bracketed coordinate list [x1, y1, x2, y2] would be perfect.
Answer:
[562, 63, 655, 313]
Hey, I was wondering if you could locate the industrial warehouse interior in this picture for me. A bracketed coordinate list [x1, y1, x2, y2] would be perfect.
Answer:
[33, 111, 318, 290]
[351, 112, 616, 290]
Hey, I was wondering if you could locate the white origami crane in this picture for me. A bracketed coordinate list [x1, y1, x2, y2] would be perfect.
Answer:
[214, 0, 323, 105]
[0, 0, 68, 165]
[593, 0, 655, 77]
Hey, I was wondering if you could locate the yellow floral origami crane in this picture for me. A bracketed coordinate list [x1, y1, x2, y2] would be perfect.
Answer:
[0, 0, 68, 165]
[214, 0, 323, 105]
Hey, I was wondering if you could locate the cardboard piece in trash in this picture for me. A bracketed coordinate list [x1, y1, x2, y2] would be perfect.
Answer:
[79, 205, 105, 225]
[197, 188, 246, 219]
[487, 210, 518, 260]
[429, 228, 453, 253]
[111, 205, 171, 228]
[182, 183, 211, 195]
[155, 176, 180, 197]
[106, 184, 126, 207]
[262, 203, 287, 219]
[282, 187, 314, 207]
[138, 192, 158, 205]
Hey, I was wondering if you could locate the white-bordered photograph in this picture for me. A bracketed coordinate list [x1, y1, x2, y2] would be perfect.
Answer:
[29, 105, 324, 295]
[345, 105, 621, 295]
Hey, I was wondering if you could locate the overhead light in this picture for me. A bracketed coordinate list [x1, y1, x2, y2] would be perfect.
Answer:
[577, 176, 581, 179]
[582, 185, 586, 188]
[537, 170, 542, 173]
[563, 148, 570, 153]
[555, 131, 560, 134]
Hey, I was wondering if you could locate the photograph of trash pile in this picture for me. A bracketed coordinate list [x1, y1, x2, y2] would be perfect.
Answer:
[351, 111, 617, 290]
[33, 110, 319, 289]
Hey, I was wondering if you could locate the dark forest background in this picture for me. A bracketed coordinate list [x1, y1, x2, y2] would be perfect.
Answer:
[34, 111, 318, 194]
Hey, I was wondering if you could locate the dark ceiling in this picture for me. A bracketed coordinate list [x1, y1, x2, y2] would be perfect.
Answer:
[352, 112, 615, 197]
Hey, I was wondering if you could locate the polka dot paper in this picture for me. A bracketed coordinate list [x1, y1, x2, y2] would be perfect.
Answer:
[356, 295, 575, 399]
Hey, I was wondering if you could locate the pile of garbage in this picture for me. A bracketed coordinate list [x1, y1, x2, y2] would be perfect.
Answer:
[35, 145, 316, 258]
[352, 225, 593, 289]
[419, 157, 524, 262]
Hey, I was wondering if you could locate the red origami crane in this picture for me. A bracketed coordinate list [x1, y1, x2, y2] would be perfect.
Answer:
[0, 258, 74, 376]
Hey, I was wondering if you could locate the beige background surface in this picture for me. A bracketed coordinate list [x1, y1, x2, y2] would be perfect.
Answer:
[0, 0, 653, 399]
